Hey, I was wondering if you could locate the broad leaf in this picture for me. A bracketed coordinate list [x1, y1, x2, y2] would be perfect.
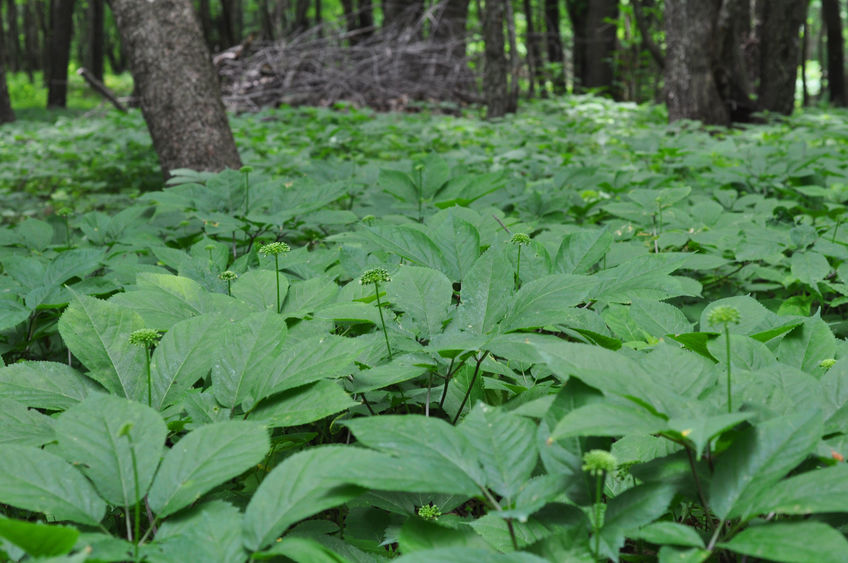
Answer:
[0, 361, 99, 410]
[456, 247, 513, 335]
[248, 380, 356, 428]
[743, 463, 848, 516]
[386, 266, 453, 339]
[598, 483, 677, 559]
[148, 421, 269, 518]
[719, 522, 848, 563]
[0, 518, 78, 557]
[0, 397, 55, 446]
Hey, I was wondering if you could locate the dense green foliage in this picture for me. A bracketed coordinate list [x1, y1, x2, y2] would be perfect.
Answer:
[2, 98, 848, 561]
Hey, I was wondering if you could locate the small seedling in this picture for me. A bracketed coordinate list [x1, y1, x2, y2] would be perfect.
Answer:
[583, 449, 617, 561]
[360, 267, 393, 360]
[219, 270, 238, 296]
[129, 329, 161, 407]
[708, 305, 741, 413]
[510, 232, 531, 289]
[241, 166, 253, 216]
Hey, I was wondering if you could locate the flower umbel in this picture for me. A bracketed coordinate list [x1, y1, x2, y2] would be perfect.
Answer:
[360, 267, 392, 285]
[259, 241, 291, 256]
[510, 232, 531, 245]
[820, 358, 838, 370]
[708, 305, 741, 326]
[418, 504, 441, 520]
[582, 449, 617, 476]
[219, 270, 238, 281]
[129, 329, 161, 347]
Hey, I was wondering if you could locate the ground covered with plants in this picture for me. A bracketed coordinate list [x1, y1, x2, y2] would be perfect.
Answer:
[2, 98, 848, 562]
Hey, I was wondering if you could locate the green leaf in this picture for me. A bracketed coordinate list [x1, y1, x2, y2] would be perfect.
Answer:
[743, 463, 848, 516]
[0, 361, 99, 410]
[345, 415, 486, 495]
[379, 168, 418, 202]
[0, 445, 106, 525]
[386, 266, 453, 339]
[151, 313, 223, 410]
[148, 421, 269, 518]
[0, 517, 78, 557]
[56, 395, 166, 507]
[242, 446, 371, 550]
[349, 354, 430, 393]
[791, 250, 830, 287]
[776, 315, 836, 374]
[232, 269, 288, 312]
[591, 254, 694, 303]
[629, 298, 692, 338]
[399, 517, 489, 554]
[0, 397, 55, 446]
[456, 247, 513, 335]
[500, 274, 591, 332]
[598, 483, 677, 559]
[395, 548, 548, 563]
[248, 380, 356, 428]
[709, 409, 823, 521]
[252, 536, 347, 562]
[550, 402, 668, 440]
[281, 276, 339, 318]
[210, 310, 288, 409]
[718, 522, 848, 563]
[148, 501, 245, 563]
[632, 522, 704, 548]
[431, 210, 481, 282]
[666, 412, 752, 460]
[58, 293, 146, 399]
[555, 229, 613, 274]
[356, 226, 452, 278]
[0, 299, 30, 331]
[460, 403, 538, 501]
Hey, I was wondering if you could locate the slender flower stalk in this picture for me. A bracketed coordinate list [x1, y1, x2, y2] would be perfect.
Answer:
[361, 267, 393, 360]
[57, 207, 72, 247]
[219, 270, 238, 296]
[510, 232, 531, 289]
[259, 242, 290, 313]
[708, 306, 741, 413]
[583, 449, 617, 561]
[129, 329, 161, 407]
[117, 422, 141, 559]
[241, 166, 253, 216]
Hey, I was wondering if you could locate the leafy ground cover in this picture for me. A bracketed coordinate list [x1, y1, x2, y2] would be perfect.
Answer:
[2, 97, 848, 561]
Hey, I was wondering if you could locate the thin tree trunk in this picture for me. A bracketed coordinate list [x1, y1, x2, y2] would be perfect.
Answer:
[358, 0, 373, 39]
[23, 1, 38, 80]
[632, 0, 663, 69]
[46, 0, 76, 108]
[715, 0, 756, 120]
[523, 0, 544, 96]
[545, 0, 565, 93]
[483, 0, 508, 117]
[802, 17, 809, 105]
[108, 0, 242, 177]
[315, 0, 322, 35]
[199, 0, 215, 45]
[584, 0, 619, 95]
[431, 0, 471, 60]
[88, 0, 104, 81]
[0, 7, 15, 123]
[664, 0, 728, 125]
[754, 0, 808, 115]
[293, 0, 310, 33]
[6, 0, 19, 72]
[505, 0, 519, 111]
[823, 0, 845, 105]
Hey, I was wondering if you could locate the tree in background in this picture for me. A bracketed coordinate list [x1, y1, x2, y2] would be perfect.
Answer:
[822, 0, 845, 106]
[566, 0, 619, 96]
[46, 0, 76, 108]
[753, 0, 808, 115]
[522, 0, 545, 96]
[665, 0, 728, 125]
[108, 0, 241, 176]
[483, 0, 508, 117]
[0, 5, 14, 123]
[544, 0, 565, 94]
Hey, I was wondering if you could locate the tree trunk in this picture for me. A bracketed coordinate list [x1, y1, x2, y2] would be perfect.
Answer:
[753, 0, 807, 115]
[0, 7, 15, 123]
[504, 0, 519, 111]
[483, 0, 508, 117]
[823, 0, 845, 106]
[715, 0, 756, 119]
[632, 0, 664, 69]
[37, 0, 49, 84]
[199, 0, 215, 45]
[220, 0, 241, 47]
[293, 0, 310, 33]
[23, 1, 39, 80]
[544, 0, 565, 93]
[6, 0, 20, 72]
[88, 0, 104, 81]
[431, 0, 470, 60]
[664, 0, 728, 125]
[382, 0, 424, 30]
[108, 0, 242, 177]
[523, 0, 545, 96]
[46, 0, 76, 108]
[358, 0, 373, 39]
[567, 0, 618, 95]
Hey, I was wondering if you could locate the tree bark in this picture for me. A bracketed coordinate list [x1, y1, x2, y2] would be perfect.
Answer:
[823, 0, 845, 106]
[220, 0, 242, 47]
[293, 0, 310, 33]
[664, 0, 728, 125]
[88, 0, 104, 81]
[431, 0, 471, 60]
[199, 0, 215, 45]
[523, 0, 544, 96]
[483, 0, 508, 117]
[46, 0, 76, 108]
[505, 0, 519, 111]
[108, 0, 242, 177]
[632, 0, 663, 69]
[544, 0, 565, 93]
[753, 0, 808, 115]
[715, 0, 755, 119]
[0, 7, 15, 123]
[567, 0, 618, 95]
[6, 0, 20, 72]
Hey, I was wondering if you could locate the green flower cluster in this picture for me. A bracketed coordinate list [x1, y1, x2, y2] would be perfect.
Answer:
[360, 267, 391, 285]
[417, 504, 441, 520]
[708, 305, 741, 326]
[259, 242, 291, 256]
[510, 232, 531, 245]
[582, 449, 617, 476]
[129, 329, 161, 347]
[218, 270, 238, 281]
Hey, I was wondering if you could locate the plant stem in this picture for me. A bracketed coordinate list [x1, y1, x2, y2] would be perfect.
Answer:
[724, 323, 732, 413]
[144, 346, 152, 408]
[274, 254, 281, 313]
[374, 281, 393, 360]
[226, 279, 232, 296]
[593, 471, 603, 561]
[515, 245, 522, 290]
[685, 446, 710, 517]
[452, 351, 489, 424]
[834, 219, 842, 243]
[506, 519, 519, 551]
[439, 357, 460, 409]
[244, 170, 250, 215]
[125, 431, 142, 561]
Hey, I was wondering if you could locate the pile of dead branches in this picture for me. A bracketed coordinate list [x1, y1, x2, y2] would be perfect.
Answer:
[215, 17, 480, 112]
